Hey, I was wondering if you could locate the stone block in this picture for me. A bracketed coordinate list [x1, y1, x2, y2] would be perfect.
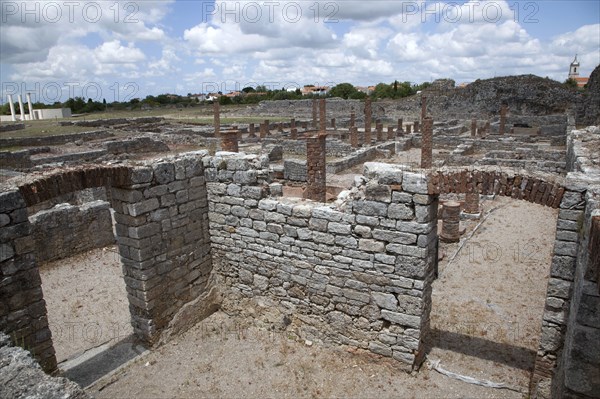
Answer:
[402, 171, 428, 194]
[372, 292, 398, 310]
[353, 200, 388, 217]
[388, 203, 414, 220]
[381, 310, 421, 328]
[372, 229, 417, 245]
[153, 163, 176, 184]
[359, 239, 385, 253]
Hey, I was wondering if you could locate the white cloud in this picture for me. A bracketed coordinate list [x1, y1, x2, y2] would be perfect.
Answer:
[96, 40, 146, 63]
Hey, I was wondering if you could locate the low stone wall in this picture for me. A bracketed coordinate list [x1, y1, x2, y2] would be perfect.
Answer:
[0, 333, 88, 399]
[207, 155, 436, 369]
[326, 142, 396, 174]
[33, 149, 108, 166]
[0, 123, 25, 132]
[29, 201, 115, 263]
[0, 150, 33, 169]
[104, 136, 170, 154]
[59, 117, 164, 127]
[283, 159, 307, 181]
[0, 130, 113, 148]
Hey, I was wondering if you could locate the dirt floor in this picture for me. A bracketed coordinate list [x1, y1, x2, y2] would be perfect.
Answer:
[35, 193, 558, 398]
[40, 246, 133, 364]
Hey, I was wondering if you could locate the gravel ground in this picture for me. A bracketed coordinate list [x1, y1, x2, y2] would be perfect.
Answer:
[39, 196, 557, 398]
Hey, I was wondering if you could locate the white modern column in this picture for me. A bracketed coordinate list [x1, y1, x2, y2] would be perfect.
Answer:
[26, 93, 35, 120]
[17, 95, 25, 121]
[7, 94, 16, 121]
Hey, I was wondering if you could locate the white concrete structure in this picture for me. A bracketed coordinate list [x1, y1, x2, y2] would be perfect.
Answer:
[7, 94, 16, 121]
[17, 95, 25, 121]
[26, 93, 35, 120]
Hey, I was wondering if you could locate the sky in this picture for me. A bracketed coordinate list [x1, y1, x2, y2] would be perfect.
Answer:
[1, 0, 599, 104]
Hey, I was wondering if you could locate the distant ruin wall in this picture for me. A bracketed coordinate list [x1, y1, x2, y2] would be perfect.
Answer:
[29, 201, 115, 263]
[0, 130, 113, 148]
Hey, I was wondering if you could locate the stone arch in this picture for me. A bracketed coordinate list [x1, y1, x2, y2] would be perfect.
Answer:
[1, 155, 213, 373]
[427, 168, 565, 208]
[423, 166, 582, 397]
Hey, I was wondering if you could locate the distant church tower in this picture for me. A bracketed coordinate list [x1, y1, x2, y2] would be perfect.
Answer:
[569, 55, 580, 79]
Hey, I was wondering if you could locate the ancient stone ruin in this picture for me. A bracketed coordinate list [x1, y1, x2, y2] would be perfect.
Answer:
[1, 73, 599, 398]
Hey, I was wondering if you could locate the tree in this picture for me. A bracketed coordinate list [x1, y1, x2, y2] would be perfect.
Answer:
[329, 83, 360, 99]
[564, 78, 578, 89]
[242, 86, 256, 93]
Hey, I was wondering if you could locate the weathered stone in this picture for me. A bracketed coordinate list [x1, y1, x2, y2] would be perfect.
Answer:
[359, 239, 385, 253]
[388, 203, 414, 220]
[402, 171, 428, 194]
[372, 292, 398, 310]
[381, 310, 421, 328]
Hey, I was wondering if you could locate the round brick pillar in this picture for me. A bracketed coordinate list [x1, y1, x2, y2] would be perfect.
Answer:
[440, 201, 461, 242]
[464, 193, 480, 214]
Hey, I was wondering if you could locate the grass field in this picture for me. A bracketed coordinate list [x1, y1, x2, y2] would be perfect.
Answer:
[1, 105, 289, 140]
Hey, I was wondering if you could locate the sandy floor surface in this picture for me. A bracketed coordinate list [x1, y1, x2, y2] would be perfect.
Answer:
[39, 246, 133, 364]
[39, 195, 557, 398]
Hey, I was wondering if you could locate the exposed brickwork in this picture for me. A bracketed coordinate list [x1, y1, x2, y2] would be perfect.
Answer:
[421, 95, 427, 121]
[319, 99, 327, 133]
[350, 126, 359, 148]
[264, 119, 270, 136]
[259, 122, 266, 139]
[350, 110, 356, 128]
[221, 130, 239, 152]
[365, 97, 372, 143]
[427, 169, 565, 208]
[306, 135, 327, 202]
[464, 193, 480, 214]
[499, 104, 508, 135]
[406, 124, 412, 134]
[421, 117, 433, 169]
[414, 121, 420, 133]
[248, 123, 256, 138]
[471, 118, 477, 137]
[398, 118, 403, 133]
[387, 126, 395, 140]
[440, 201, 461, 242]
[213, 101, 220, 137]
[376, 122, 384, 142]
[290, 128, 298, 140]
[312, 99, 318, 129]
[290, 118, 296, 130]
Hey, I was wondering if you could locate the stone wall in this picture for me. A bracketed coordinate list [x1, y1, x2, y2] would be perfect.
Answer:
[206, 154, 436, 369]
[546, 126, 600, 399]
[29, 201, 115, 263]
[1, 156, 214, 372]
[0, 130, 113, 148]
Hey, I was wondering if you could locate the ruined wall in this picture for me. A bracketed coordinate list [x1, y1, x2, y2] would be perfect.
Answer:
[0, 333, 88, 399]
[1, 156, 214, 372]
[29, 201, 115, 263]
[549, 126, 600, 398]
[207, 155, 436, 368]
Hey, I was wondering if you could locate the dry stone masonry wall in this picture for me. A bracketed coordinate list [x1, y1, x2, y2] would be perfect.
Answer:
[207, 155, 437, 369]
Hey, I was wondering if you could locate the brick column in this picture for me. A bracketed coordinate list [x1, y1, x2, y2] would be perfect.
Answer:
[387, 126, 395, 140]
[471, 118, 477, 137]
[312, 99, 318, 129]
[319, 99, 326, 134]
[406, 124, 412, 134]
[350, 126, 358, 148]
[306, 135, 326, 202]
[248, 123, 256, 138]
[278, 122, 284, 133]
[414, 120, 420, 133]
[221, 129, 239, 152]
[464, 193, 480, 214]
[421, 95, 427, 121]
[376, 121, 384, 142]
[331, 118, 336, 129]
[499, 104, 508, 135]
[364, 97, 372, 143]
[290, 118, 296, 130]
[264, 119, 270, 136]
[290, 128, 298, 140]
[259, 123, 266, 139]
[302, 121, 308, 130]
[350, 110, 356, 128]
[397, 118, 403, 134]
[440, 201, 461, 242]
[421, 117, 433, 169]
[213, 101, 220, 137]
